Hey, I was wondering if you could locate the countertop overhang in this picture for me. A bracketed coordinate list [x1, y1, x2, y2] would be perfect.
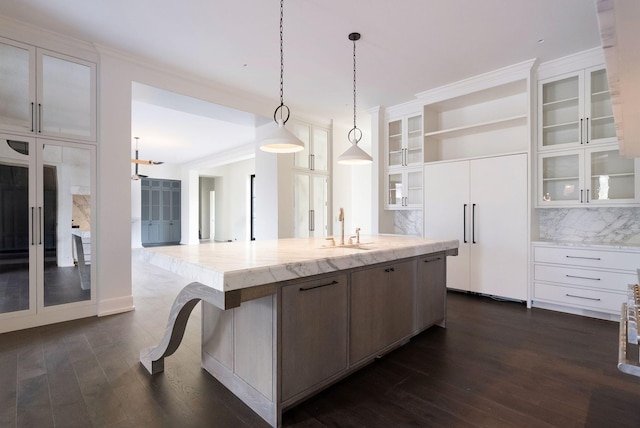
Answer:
[141, 235, 459, 292]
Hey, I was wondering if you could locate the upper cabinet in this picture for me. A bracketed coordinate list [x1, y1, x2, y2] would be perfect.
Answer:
[539, 66, 616, 150]
[0, 36, 97, 143]
[387, 113, 423, 169]
[384, 111, 423, 210]
[293, 122, 330, 172]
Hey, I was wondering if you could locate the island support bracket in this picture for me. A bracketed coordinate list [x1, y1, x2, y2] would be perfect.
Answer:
[140, 281, 241, 374]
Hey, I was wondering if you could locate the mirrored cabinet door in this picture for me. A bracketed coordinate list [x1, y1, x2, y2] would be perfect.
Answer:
[0, 134, 95, 322]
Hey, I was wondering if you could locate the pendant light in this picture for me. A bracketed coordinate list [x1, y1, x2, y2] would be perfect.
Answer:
[337, 32, 372, 165]
[259, 0, 304, 153]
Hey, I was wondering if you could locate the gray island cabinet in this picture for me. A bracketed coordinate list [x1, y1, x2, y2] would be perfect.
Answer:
[140, 235, 458, 427]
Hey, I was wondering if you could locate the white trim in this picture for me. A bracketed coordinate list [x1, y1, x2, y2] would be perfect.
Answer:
[97, 296, 135, 317]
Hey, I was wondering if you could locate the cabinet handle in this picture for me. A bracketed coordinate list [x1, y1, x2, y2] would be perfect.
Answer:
[580, 118, 583, 144]
[580, 189, 584, 203]
[585, 118, 589, 144]
[424, 257, 442, 263]
[566, 274, 601, 281]
[472, 203, 477, 244]
[38, 206, 42, 245]
[565, 255, 601, 261]
[586, 189, 590, 203]
[309, 210, 315, 232]
[31, 207, 35, 245]
[463, 204, 467, 243]
[566, 293, 600, 301]
[31, 102, 35, 132]
[384, 267, 396, 273]
[300, 280, 338, 291]
[38, 103, 42, 133]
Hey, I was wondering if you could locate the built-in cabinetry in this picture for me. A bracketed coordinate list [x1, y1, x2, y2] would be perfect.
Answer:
[384, 110, 423, 209]
[416, 253, 446, 331]
[0, 36, 97, 142]
[536, 53, 639, 207]
[350, 259, 415, 364]
[281, 273, 348, 402]
[141, 178, 181, 246]
[532, 243, 640, 320]
[292, 121, 330, 237]
[424, 154, 528, 301]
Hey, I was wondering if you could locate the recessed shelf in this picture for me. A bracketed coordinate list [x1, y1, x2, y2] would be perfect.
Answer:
[591, 173, 634, 178]
[591, 115, 614, 123]
[542, 176, 580, 182]
[542, 96, 579, 108]
[424, 114, 527, 140]
[542, 120, 580, 131]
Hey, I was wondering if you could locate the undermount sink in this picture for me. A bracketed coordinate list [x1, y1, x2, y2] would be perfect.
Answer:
[321, 242, 375, 250]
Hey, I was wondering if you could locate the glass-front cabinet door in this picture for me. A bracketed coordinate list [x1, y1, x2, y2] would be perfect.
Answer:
[387, 168, 422, 209]
[387, 119, 403, 168]
[294, 174, 328, 238]
[538, 145, 638, 206]
[586, 147, 638, 204]
[387, 114, 423, 168]
[293, 122, 329, 172]
[0, 37, 36, 134]
[0, 133, 95, 323]
[539, 150, 583, 205]
[586, 67, 616, 146]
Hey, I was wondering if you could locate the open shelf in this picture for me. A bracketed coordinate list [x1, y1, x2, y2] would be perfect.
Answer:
[424, 114, 527, 140]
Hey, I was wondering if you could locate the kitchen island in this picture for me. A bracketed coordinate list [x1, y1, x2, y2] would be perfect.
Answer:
[139, 235, 458, 427]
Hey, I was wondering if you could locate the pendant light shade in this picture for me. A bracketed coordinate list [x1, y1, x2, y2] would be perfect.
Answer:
[337, 32, 372, 165]
[259, 0, 304, 153]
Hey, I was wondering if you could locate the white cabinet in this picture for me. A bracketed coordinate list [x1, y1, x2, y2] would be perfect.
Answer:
[532, 243, 640, 320]
[538, 66, 616, 150]
[0, 37, 97, 142]
[293, 173, 328, 238]
[292, 122, 330, 172]
[538, 144, 639, 206]
[387, 114, 423, 168]
[384, 113, 423, 210]
[424, 154, 528, 301]
[386, 167, 422, 209]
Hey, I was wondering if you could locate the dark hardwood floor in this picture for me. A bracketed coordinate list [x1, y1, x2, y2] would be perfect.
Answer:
[1, 253, 639, 427]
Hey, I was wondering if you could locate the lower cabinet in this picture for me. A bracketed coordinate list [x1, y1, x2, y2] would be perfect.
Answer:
[532, 243, 639, 320]
[416, 253, 446, 331]
[350, 259, 416, 364]
[281, 274, 348, 401]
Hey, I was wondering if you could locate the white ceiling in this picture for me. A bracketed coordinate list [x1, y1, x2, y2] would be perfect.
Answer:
[0, 0, 604, 164]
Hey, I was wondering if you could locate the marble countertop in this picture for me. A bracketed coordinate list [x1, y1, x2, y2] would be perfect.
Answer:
[141, 235, 459, 292]
[532, 240, 640, 251]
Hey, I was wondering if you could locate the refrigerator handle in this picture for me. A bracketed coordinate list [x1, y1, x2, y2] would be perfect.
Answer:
[463, 204, 467, 243]
[31, 207, 35, 245]
[38, 206, 42, 245]
[472, 203, 477, 244]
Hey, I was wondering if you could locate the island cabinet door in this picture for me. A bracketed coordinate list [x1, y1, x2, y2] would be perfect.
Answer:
[349, 260, 415, 364]
[415, 253, 446, 332]
[281, 274, 348, 402]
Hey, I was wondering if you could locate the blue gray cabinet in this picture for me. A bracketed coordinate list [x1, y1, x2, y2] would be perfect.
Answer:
[141, 178, 181, 246]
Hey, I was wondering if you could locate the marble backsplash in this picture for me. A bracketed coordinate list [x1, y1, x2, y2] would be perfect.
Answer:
[538, 207, 640, 244]
[393, 210, 423, 236]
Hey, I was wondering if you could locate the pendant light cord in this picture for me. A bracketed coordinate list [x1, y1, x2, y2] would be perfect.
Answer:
[279, 0, 284, 110]
[352, 36, 357, 133]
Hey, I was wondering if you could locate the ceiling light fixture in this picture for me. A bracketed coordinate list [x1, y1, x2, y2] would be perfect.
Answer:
[131, 137, 163, 180]
[337, 32, 372, 165]
[259, 0, 304, 153]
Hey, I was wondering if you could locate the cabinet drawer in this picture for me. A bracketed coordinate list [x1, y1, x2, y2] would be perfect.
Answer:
[534, 282, 625, 313]
[534, 264, 636, 292]
[534, 246, 639, 271]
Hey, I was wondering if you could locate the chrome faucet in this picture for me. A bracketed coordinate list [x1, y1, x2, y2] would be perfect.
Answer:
[339, 208, 345, 245]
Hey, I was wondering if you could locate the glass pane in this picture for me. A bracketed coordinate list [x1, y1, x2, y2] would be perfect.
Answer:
[590, 149, 635, 201]
[41, 54, 91, 137]
[293, 123, 310, 169]
[388, 173, 403, 205]
[294, 174, 310, 237]
[0, 138, 31, 314]
[541, 154, 580, 202]
[313, 128, 328, 171]
[43, 144, 92, 306]
[590, 70, 615, 141]
[388, 120, 402, 167]
[542, 76, 580, 147]
[0, 41, 31, 130]
[407, 171, 422, 205]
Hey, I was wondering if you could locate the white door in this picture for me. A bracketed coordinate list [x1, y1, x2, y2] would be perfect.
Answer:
[469, 154, 528, 300]
[424, 161, 470, 291]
